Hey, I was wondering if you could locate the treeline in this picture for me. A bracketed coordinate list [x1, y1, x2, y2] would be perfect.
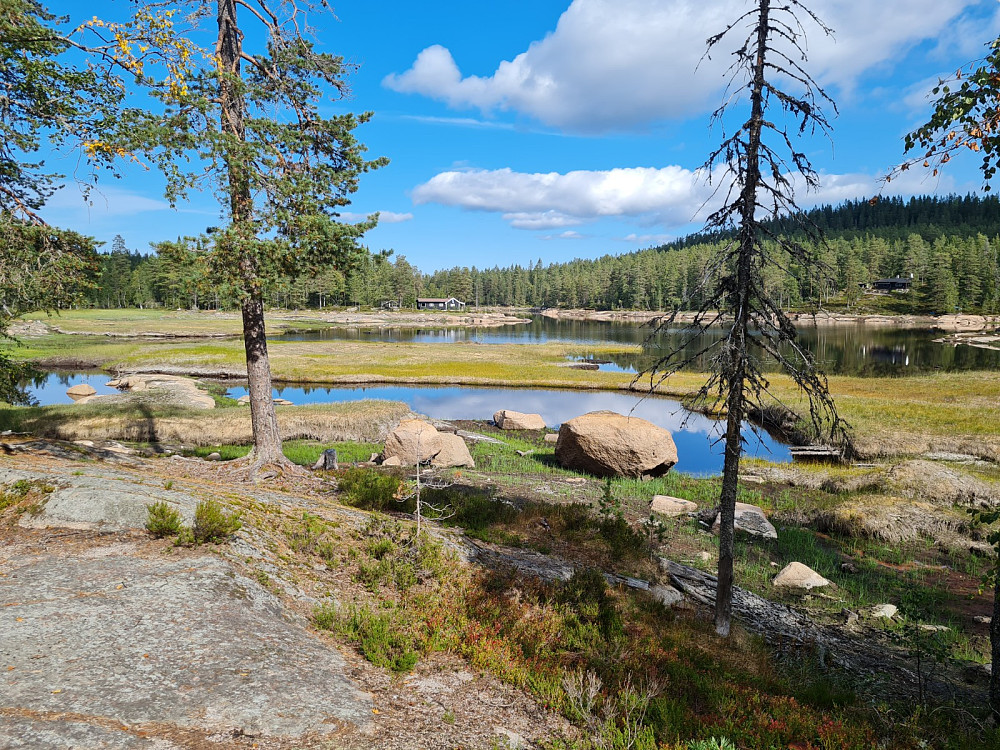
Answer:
[89, 195, 1000, 313]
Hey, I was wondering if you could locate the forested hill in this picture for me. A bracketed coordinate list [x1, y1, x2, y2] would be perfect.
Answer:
[89, 195, 1000, 314]
[668, 194, 1000, 249]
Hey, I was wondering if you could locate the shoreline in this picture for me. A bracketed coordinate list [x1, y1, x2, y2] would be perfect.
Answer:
[540, 308, 1000, 331]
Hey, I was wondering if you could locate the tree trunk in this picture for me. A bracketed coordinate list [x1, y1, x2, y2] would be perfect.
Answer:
[991, 560, 1000, 719]
[715, 0, 769, 637]
[217, 0, 287, 468]
[242, 295, 284, 464]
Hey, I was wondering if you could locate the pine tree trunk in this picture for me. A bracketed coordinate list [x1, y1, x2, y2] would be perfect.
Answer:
[242, 295, 284, 463]
[218, 0, 287, 468]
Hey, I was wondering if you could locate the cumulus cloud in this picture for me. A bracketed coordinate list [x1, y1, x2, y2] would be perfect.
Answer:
[412, 164, 951, 232]
[384, 0, 996, 132]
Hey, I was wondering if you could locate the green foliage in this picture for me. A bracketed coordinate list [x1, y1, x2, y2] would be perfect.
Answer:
[0, 0, 123, 220]
[192, 499, 242, 544]
[315, 603, 419, 673]
[686, 739, 736, 750]
[84, 194, 1000, 314]
[337, 467, 409, 512]
[0, 478, 53, 512]
[145, 501, 182, 538]
[901, 38, 1000, 190]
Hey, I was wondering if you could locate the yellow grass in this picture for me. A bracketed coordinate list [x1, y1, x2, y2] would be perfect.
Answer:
[0, 399, 411, 447]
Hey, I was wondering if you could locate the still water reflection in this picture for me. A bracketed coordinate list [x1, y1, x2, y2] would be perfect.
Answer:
[279, 316, 1000, 376]
[22, 373, 789, 475]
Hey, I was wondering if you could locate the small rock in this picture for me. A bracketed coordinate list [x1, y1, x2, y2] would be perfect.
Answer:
[974, 615, 992, 625]
[237, 394, 251, 405]
[917, 624, 950, 633]
[273, 398, 294, 406]
[312, 448, 339, 471]
[493, 410, 546, 431]
[66, 384, 97, 400]
[843, 609, 860, 629]
[650, 495, 697, 516]
[205, 452, 222, 462]
[73, 440, 95, 448]
[516, 449, 534, 457]
[870, 603, 898, 619]
[543, 433, 559, 444]
[381, 455, 402, 467]
[712, 502, 778, 540]
[564, 477, 586, 485]
[963, 662, 991, 685]
[698, 551, 713, 562]
[492, 727, 528, 750]
[841, 561, 858, 574]
[650, 584, 684, 607]
[773, 562, 832, 591]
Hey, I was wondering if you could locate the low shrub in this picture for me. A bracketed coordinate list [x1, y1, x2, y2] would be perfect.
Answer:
[145, 501, 183, 537]
[193, 499, 242, 543]
[337, 467, 409, 512]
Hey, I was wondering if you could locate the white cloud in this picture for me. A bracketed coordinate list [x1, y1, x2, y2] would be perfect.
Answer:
[399, 114, 516, 130]
[339, 210, 414, 224]
[43, 185, 171, 218]
[619, 233, 673, 244]
[542, 230, 588, 240]
[412, 164, 951, 231]
[385, 0, 996, 132]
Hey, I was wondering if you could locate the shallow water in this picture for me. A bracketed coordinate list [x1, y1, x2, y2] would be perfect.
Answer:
[23, 373, 789, 475]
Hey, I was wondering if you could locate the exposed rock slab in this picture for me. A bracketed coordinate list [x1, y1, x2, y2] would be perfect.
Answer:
[0, 467, 196, 532]
[0, 553, 371, 743]
[493, 410, 546, 431]
[554, 411, 677, 478]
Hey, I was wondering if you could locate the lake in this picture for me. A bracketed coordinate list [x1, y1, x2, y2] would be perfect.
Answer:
[277, 315, 1000, 376]
[22, 372, 789, 475]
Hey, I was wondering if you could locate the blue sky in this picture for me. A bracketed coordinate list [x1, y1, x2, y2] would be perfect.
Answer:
[40, 0, 1000, 271]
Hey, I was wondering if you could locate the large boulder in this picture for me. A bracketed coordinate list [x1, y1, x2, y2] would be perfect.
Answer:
[493, 410, 546, 431]
[554, 411, 677, 478]
[382, 419, 475, 469]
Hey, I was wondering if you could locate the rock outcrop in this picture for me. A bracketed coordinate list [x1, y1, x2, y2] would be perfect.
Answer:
[382, 419, 475, 468]
[554, 411, 677, 478]
[493, 410, 546, 430]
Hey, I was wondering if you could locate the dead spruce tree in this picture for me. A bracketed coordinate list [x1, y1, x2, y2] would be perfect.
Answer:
[638, 0, 847, 636]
